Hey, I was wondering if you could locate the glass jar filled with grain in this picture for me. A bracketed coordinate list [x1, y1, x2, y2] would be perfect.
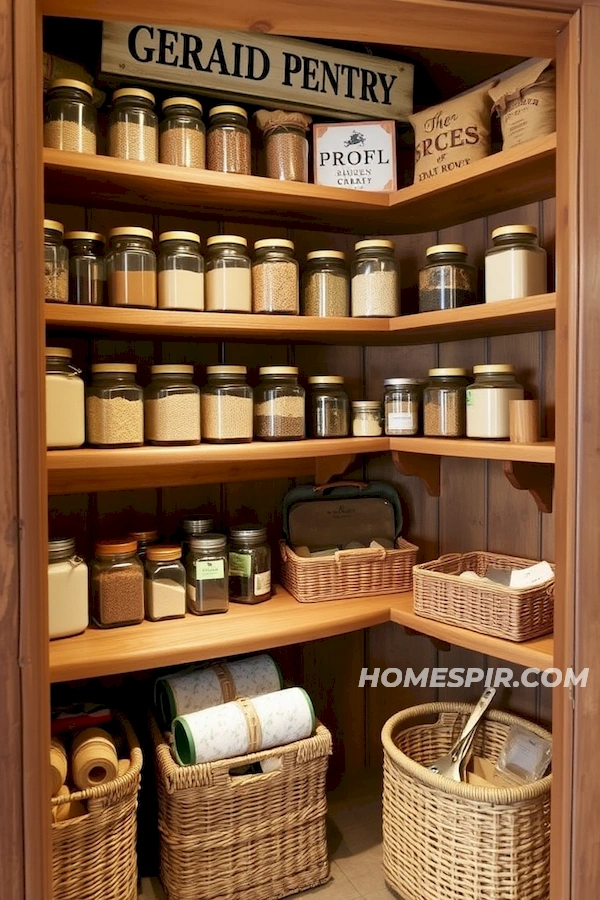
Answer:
[419, 245, 477, 313]
[308, 375, 350, 438]
[352, 239, 399, 317]
[106, 227, 157, 308]
[145, 545, 186, 621]
[160, 97, 206, 168]
[205, 235, 251, 312]
[229, 525, 272, 604]
[254, 366, 305, 441]
[64, 231, 106, 306]
[423, 368, 469, 437]
[352, 401, 383, 437]
[302, 250, 350, 317]
[108, 88, 158, 162]
[158, 232, 204, 311]
[44, 219, 69, 303]
[186, 533, 229, 615]
[44, 79, 97, 154]
[206, 105, 251, 175]
[384, 378, 422, 436]
[252, 239, 299, 314]
[144, 364, 201, 446]
[201, 365, 253, 443]
[255, 109, 311, 182]
[91, 539, 145, 628]
[86, 363, 144, 447]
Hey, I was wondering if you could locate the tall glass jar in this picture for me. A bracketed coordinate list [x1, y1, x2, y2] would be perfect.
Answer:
[46, 347, 85, 449]
[86, 363, 144, 447]
[466, 364, 524, 439]
[352, 401, 383, 437]
[106, 227, 157, 308]
[308, 375, 350, 438]
[352, 240, 399, 317]
[91, 539, 145, 628]
[145, 545, 186, 621]
[254, 366, 305, 441]
[264, 124, 309, 182]
[229, 525, 272, 604]
[302, 251, 350, 317]
[384, 378, 422, 436]
[144, 364, 201, 445]
[108, 88, 158, 162]
[207, 106, 251, 175]
[419, 245, 477, 312]
[160, 97, 206, 168]
[186, 533, 229, 615]
[252, 239, 299, 314]
[485, 225, 547, 302]
[44, 219, 68, 303]
[128, 530, 159, 561]
[423, 368, 469, 437]
[64, 231, 106, 305]
[205, 235, 251, 312]
[44, 79, 97, 154]
[201, 365, 253, 443]
[158, 231, 204, 310]
[48, 538, 89, 639]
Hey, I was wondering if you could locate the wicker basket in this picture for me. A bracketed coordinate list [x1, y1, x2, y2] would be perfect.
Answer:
[413, 551, 554, 641]
[150, 713, 332, 900]
[51, 713, 142, 900]
[280, 537, 418, 603]
[382, 703, 551, 900]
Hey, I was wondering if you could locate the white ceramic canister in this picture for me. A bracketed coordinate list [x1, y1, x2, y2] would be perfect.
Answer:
[48, 538, 89, 639]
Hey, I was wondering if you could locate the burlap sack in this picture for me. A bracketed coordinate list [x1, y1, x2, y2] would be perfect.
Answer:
[489, 59, 555, 150]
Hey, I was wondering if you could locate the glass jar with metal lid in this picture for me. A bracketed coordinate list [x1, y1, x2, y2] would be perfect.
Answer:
[308, 375, 350, 438]
[229, 525, 272, 604]
[303, 250, 350, 317]
[205, 235, 251, 312]
[64, 231, 106, 306]
[352, 400, 383, 437]
[186, 533, 229, 615]
[201, 365, 253, 443]
[91, 539, 145, 628]
[86, 363, 144, 447]
[108, 87, 158, 162]
[144, 364, 201, 445]
[352, 239, 399, 317]
[485, 225, 547, 303]
[181, 516, 214, 553]
[44, 219, 68, 303]
[46, 347, 85, 449]
[252, 239, 299, 314]
[145, 545, 186, 621]
[158, 231, 204, 311]
[106, 226, 157, 309]
[128, 529, 159, 561]
[466, 364, 524, 439]
[419, 244, 477, 312]
[44, 78, 97, 154]
[384, 378, 422, 436]
[160, 97, 206, 168]
[48, 538, 89, 639]
[206, 105, 251, 174]
[423, 368, 469, 437]
[254, 366, 305, 441]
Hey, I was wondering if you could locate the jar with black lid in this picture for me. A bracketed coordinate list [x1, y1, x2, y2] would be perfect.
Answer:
[186, 533, 229, 615]
[229, 525, 272, 604]
[44, 219, 68, 303]
[160, 97, 206, 169]
[108, 87, 158, 162]
[419, 244, 477, 312]
[308, 375, 350, 438]
[44, 78, 97, 154]
[64, 231, 106, 305]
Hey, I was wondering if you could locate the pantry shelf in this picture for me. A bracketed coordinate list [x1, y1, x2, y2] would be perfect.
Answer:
[389, 437, 555, 464]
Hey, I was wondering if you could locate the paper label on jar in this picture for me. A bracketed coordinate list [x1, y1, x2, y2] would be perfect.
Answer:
[254, 570, 271, 596]
[387, 411, 416, 433]
[229, 552, 251, 577]
[196, 559, 225, 580]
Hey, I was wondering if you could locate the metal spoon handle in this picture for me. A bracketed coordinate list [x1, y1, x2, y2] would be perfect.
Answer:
[450, 687, 496, 761]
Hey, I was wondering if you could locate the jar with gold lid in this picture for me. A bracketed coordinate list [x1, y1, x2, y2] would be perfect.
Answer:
[205, 235, 251, 312]
[207, 105, 251, 174]
[160, 97, 206, 168]
[303, 250, 350, 317]
[86, 363, 144, 447]
[108, 87, 158, 162]
[106, 226, 157, 309]
[44, 78, 97, 154]
[423, 368, 469, 437]
[352, 239, 399, 317]
[91, 539, 145, 628]
[145, 545, 186, 621]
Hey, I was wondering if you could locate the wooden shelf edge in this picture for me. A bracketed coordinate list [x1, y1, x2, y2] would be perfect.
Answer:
[388, 437, 555, 464]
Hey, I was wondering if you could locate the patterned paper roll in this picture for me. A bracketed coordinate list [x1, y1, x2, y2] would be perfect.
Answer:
[173, 686, 315, 765]
[155, 654, 283, 728]
[51, 737, 68, 796]
[71, 727, 119, 791]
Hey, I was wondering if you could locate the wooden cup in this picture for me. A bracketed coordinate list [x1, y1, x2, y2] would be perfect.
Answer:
[71, 727, 119, 791]
[50, 737, 68, 797]
[509, 399, 540, 443]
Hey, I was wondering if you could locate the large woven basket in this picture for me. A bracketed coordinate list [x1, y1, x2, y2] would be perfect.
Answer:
[280, 537, 418, 602]
[51, 713, 143, 900]
[382, 703, 552, 900]
[150, 713, 332, 900]
[413, 551, 554, 641]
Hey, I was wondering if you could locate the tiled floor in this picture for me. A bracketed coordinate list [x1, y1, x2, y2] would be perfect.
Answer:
[139, 768, 394, 900]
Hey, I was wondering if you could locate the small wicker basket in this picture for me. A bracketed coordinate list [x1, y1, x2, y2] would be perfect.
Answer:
[382, 703, 551, 900]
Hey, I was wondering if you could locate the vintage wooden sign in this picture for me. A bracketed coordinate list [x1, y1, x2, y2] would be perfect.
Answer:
[101, 22, 414, 121]
[313, 121, 397, 191]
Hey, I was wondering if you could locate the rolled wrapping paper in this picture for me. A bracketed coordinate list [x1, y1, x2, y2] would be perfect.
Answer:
[71, 727, 119, 791]
[155, 654, 283, 728]
[52, 785, 86, 822]
[173, 686, 315, 766]
[50, 737, 68, 796]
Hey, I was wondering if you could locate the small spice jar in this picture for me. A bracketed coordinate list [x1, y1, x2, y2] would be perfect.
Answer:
[86, 363, 144, 448]
[466, 364, 524, 439]
[144, 364, 201, 445]
[302, 251, 350, 317]
[106, 227, 157, 308]
[46, 347, 85, 449]
[160, 97, 206, 168]
[352, 240, 399, 317]
[145, 545, 186, 621]
[384, 378, 422, 436]
[91, 539, 145, 628]
[255, 109, 311, 182]
[308, 375, 350, 438]
[44, 79, 97, 154]
[352, 401, 383, 437]
[423, 368, 469, 437]
[128, 530, 159, 561]
[201, 365, 253, 443]
[485, 225, 547, 302]
[181, 516, 214, 553]
[254, 366, 305, 441]
[419, 245, 477, 312]
[108, 87, 158, 162]
[229, 525, 272, 604]
[48, 538, 89, 640]
[64, 231, 106, 306]
[44, 219, 69, 303]
[252, 239, 299, 314]
[186, 533, 229, 615]
[207, 105, 251, 175]
[158, 231, 204, 311]
[205, 235, 251, 312]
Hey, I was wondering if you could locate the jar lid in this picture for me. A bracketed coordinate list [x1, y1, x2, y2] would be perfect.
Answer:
[150, 364, 194, 375]
[48, 537, 76, 555]
[308, 375, 344, 385]
[428, 367, 469, 377]
[44, 219, 64, 234]
[206, 234, 247, 247]
[206, 364, 247, 375]
[209, 104, 247, 120]
[426, 244, 468, 256]
[113, 87, 155, 104]
[352, 400, 381, 408]
[108, 226, 154, 240]
[91, 363, 137, 373]
[48, 78, 94, 98]
[95, 539, 138, 556]
[162, 96, 203, 113]
[354, 239, 394, 251]
[491, 225, 538, 238]
[384, 377, 423, 386]
[183, 516, 214, 534]
[46, 347, 72, 358]
[189, 532, 227, 551]
[64, 231, 106, 243]
[128, 530, 159, 541]
[230, 524, 268, 543]
[473, 364, 516, 374]
[158, 230, 201, 244]
[147, 544, 182, 561]
[258, 366, 299, 376]
[306, 250, 346, 261]
[254, 238, 295, 251]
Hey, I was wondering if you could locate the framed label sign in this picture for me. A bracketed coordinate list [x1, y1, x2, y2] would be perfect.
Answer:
[313, 121, 397, 191]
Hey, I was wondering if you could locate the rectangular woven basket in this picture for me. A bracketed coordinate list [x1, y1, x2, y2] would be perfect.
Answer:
[413, 551, 554, 641]
[279, 537, 418, 603]
[150, 713, 332, 900]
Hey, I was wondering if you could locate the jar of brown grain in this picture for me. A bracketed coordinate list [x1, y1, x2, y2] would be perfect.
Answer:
[91, 539, 144, 628]
[160, 97, 206, 168]
[252, 239, 299, 314]
[108, 88, 158, 162]
[255, 109, 311, 182]
[206, 105, 251, 175]
[423, 368, 469, 437]
[106, 227, 157, 308]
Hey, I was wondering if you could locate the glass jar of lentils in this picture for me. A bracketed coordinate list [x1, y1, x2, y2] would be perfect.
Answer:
[106, 227, 157, 308]
[419, 244, 477, 312]
[207, 105, 251, 175]
[160, 97, 206, 168]
[44, 219, 69, 303]
[91, 539, 145, 628]
[108, 87, 158, 162]
[254, 366, 305, 441]
[252, 239, 299, 314]
[44, 78, 97, 154]
[352, 240, 399, 317]
[144, 364, 201, 446]
[205, 235, 251, 312]
[302, 250, 350, 317]
[229, 525, 272, 604]
[86, 363, 144, 448]
[309, 375, 350, 438]
[384, 378, 422, 436]
[423, 368, 469, 437]
[201, 365, 253, 443]
[64, 231, 106, 306]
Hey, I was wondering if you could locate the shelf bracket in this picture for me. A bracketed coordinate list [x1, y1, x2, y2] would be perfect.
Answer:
[502, 461, 554, 513]
[314, 454, 357, 485]
[391, 451, 441, 497]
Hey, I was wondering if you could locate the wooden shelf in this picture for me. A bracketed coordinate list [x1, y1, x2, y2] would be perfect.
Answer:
[389, 437, 555, 464]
